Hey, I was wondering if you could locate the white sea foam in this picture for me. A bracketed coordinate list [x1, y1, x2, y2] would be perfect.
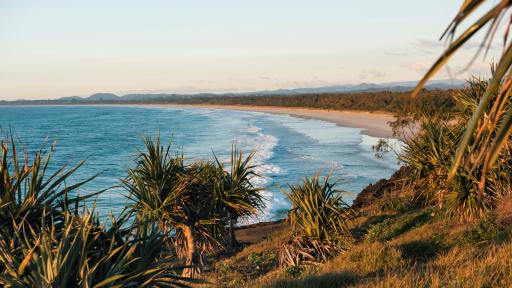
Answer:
[272, 114, 362, 145]
[181, 108, 217, 115]
[235, 124, 284, 221]
[244, 125, 262, 134]
[242, 131, 280, 187]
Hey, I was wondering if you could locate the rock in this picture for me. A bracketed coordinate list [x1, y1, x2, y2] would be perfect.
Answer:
[352, 166, 412, 208]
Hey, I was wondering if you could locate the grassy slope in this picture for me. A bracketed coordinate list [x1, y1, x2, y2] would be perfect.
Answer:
[204, 194, 512, 287]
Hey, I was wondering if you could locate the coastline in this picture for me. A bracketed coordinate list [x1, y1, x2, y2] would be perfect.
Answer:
[2, 103, 396, 138]
[119, 104, 396, 138]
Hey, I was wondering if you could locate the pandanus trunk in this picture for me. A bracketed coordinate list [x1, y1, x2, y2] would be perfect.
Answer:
[228, 216, 237, 246]
[181, 225, 201, 278]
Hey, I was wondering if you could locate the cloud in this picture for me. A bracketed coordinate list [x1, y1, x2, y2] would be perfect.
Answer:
[359, 68, 387, 80]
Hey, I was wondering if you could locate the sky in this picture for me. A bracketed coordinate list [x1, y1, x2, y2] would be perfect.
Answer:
[0, 0, 501, 100]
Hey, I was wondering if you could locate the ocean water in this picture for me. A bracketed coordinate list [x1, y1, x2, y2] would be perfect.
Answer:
[0, 105, 401, 221]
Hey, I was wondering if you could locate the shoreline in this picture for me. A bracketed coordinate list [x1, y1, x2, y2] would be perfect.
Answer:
[3, 103, 396, 137]
[119, 104, 396, 138]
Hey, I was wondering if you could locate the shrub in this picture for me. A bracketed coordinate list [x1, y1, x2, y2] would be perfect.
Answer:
[379, 193, 414, 212]
[247, 251, 278, 266]
[124, 135, 265, 277]
[365, 219, 395, 243]
[400, 76, 512, 220]
[280, 174, 355, 266]
[283, 265, 304, 278]
[0, 132, 187, 287]
[462, 214, 501, 244]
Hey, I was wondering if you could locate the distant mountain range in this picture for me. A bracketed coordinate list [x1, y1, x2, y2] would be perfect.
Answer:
[243, 79, 465, 95]
[1, 79, 465, 104]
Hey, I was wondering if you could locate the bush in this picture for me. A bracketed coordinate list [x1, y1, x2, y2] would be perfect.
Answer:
[398, 76, 512, 221]
[462, 214, 501, 244]
[280, 174, 355, 266]
[0, 132, 187, 287]
[365, 219, 396, 243]
[247, 251, 278, 266]
[283, 265, 304, 278]
[379, 193, 414, 212]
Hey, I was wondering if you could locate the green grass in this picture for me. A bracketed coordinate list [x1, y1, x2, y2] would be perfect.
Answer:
[461, 214, 501, 244]
[365, 212, 432, 243]
[205, 195, 512, 287]
[247, 251, 278, 266]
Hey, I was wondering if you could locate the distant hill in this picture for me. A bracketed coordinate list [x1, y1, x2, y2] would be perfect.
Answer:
[53, 79, 464, 102]
[57, 96, 83, 101]
[0, 79, 464, 105]
[87, 93, 121, 101]
[248, 79, 465, 95]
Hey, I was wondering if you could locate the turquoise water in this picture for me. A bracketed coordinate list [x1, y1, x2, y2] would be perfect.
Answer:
[0, 105, 400, 220]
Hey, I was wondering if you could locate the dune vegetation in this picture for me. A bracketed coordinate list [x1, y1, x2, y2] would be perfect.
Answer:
[200, 74, 512, 287]
[2, 1, 512, 286]
[1, 71, 511, 287]
[0, 131, 267, 286]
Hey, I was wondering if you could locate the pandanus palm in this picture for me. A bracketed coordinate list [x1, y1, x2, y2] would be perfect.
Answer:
[0, 131, 99, 236]
[403, 74, 511, 219]
[214, 143, 265, 247]
[0, 132, 188, 287]
[280, 174, 354, 266]
[412, 0, 512, 190]
[123, 135, 225, 277]
[0, 209, 187, 287]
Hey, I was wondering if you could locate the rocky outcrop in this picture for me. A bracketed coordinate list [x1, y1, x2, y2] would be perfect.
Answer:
[352, 166, 412, 208]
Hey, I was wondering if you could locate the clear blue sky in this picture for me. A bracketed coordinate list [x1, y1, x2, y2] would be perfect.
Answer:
[0, 0, 498, 100]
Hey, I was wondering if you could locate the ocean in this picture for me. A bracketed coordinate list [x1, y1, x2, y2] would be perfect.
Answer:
[0, 105, 401, 221]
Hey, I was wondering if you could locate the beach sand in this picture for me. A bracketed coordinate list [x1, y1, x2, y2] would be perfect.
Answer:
[131, 104, 396, 138]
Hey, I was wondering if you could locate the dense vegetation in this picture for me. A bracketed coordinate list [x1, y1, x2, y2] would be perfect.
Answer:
[207, 194, 512, 287]
[0, 134, 188, 287]
[161, 89, 460, 117]
[1, 88, 460, 120]
[2, 73, 511, 286]
[1, 74, 510, 287]
[412, 0, 512, 198]
[194, 73, 510, 287]
[392, 77, 510, 220]
[200, 76, 511, 287]
[123, 137, 264, 277]
[0, 128, 270, 285]
[3, 1, 512, 285]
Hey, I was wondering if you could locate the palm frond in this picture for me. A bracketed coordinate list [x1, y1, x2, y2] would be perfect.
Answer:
[411, 0, 512, 188]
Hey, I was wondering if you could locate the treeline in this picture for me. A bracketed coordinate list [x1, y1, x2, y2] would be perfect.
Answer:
[164, 88, 461, 116]
[2, 88, 461, 118]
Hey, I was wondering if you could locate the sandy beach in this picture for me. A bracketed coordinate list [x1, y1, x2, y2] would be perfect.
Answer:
[128, 104, 396, 138]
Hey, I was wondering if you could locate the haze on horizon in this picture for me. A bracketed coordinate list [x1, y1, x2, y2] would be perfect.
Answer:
[0, 0, 500, 100]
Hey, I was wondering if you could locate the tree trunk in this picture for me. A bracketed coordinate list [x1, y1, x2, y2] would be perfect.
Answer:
[229, 216, 237, 247]
[181, 225, 201, 278]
